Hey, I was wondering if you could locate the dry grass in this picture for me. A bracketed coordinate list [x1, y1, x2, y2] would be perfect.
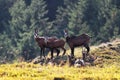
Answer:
[1, 39, 120, 80]
[0, 62, 120, 80]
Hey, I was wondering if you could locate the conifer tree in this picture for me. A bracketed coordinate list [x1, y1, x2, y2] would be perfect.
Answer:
[9, 0, 49, 59]
[53, 0, 79, 37]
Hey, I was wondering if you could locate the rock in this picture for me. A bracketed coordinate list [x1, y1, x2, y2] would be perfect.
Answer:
[89, 55, 96, 62]
[84, 62, 91, 66]
[59, 60, 66, 67]
[67, 55, 76, 67]
[107, 43, 113, 47]
[74, 63, 82, 68]
[75, 59, 84, 65]
[48, 61, 55, 66]
[32, 56, 45, 64]
[0, 60, 6, 64]
[74, 59, 85, 68]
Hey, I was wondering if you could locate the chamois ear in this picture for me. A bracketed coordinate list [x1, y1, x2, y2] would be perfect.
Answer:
[63, 29, 68, 33]
[63, 29, 69, 37]
[34, 28, 38, 33]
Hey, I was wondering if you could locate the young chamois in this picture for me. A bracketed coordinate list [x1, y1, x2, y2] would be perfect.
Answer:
[64, 30, 91, 58]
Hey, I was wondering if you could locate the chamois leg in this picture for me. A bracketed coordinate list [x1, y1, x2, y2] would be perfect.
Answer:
[82, 49, 86, 61]
[71, 48, 74, 57]
[84, 44, 90, 54]
[42, 48, 46, 58]
[50, 49, 54, 59]
[40, 48, 43, 58]
[55, 48, 60, 56]
[61, 47, 66, 56]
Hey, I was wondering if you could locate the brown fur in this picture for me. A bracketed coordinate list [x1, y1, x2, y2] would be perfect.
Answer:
[64, 30, 91, 57]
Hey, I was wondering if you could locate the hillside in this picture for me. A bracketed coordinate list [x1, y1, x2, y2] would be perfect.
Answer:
[91, 38, 120, 66]
[0, 39, 120, 80]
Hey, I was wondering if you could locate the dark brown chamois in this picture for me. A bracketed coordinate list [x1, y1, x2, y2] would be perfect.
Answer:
[34, 29, 60, 58]
[64, 30, 91, 58]
[46, 38, 66, 59]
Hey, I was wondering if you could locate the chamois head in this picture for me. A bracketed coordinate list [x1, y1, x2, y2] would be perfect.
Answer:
[63, 29, 91, 57]
[64, 29, 69, 38]
[34, 28, 39, 38]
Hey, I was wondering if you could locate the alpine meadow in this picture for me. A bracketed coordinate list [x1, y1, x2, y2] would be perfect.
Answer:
[0, 0, 120, 80]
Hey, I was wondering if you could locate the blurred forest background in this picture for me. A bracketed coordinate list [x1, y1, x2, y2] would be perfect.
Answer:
[0, 0, 120, 61]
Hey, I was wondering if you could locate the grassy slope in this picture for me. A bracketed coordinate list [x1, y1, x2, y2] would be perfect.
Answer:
[0, 39, 120, 80]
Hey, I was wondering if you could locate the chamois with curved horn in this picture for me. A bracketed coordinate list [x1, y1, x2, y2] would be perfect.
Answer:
[64, 29, 91, 58]
[34, 28, 60, 58]
[34, 28, 66, 59]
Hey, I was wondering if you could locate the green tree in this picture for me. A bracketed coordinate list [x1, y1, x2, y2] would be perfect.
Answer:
[9, 0, 49, 60]
[97, 0, 120, 42]
[67, 0, 96, 43]
[0, 0, 16, 33]
[53, 0, 79, 38]
[0, 32, 13, 60]
[66, 0, 120, 44]
[52, 7, 69, 38]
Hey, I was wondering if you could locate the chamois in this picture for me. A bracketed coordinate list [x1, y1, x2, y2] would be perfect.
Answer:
[34, 29, 59, 58]
[34, 29, 66, 59]
[64, 30, 91, 58]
